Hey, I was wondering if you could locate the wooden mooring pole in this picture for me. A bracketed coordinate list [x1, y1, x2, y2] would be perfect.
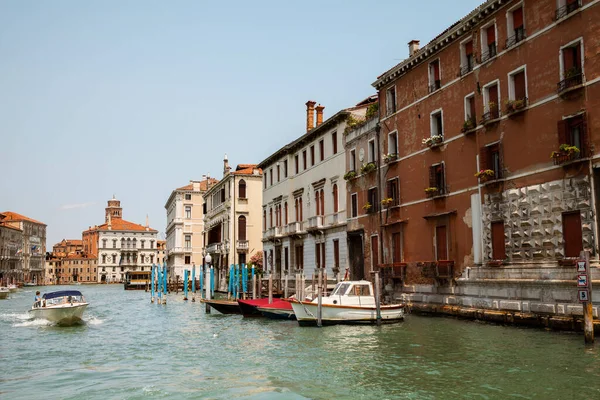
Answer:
[580, 251, 594, 344]
[317, 268, 323, 327]
[268, 274, 273, 305]
[374, 271, 382, 326]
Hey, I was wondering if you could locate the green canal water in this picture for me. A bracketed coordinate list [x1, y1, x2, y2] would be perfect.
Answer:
[1, 284, 600, 399]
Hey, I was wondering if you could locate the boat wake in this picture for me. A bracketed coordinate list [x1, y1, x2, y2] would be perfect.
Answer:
[0, 312, 32, 324]
[13, 318, 53, 327]
[85, 315, 104, 325]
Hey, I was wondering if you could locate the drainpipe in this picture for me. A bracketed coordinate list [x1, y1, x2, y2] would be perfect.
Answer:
[375, 123, 385, 281]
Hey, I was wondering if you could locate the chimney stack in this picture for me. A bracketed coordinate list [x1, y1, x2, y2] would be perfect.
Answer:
[306, 100, 316, 132]
[315, 104, 325, 127]
[408, 40, 420, 57]
[223, 153, 231, 176]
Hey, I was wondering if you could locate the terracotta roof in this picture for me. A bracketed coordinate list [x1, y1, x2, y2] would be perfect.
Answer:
[64, 252, 96, 260]
[232, 164, 262, 175]
[86, 218, 157, 233]
[56, 239, 83, 246]
[176, 178, 219, 191]
[1, 211, 46, 226]
[0, 222, 23, 232]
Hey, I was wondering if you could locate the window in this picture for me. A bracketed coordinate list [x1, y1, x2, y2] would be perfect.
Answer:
[480, 143, 503, 180]
[351, 193, 358, 218]
[133, 238, 137, 249]
[150, 240, 154, 249]
[113, 239, 117, 249]
[141, 240, 145, 249]
[295, 155, 299, 174]
[350, 149, 356, 171]
[302, 150, 307, 170]
[388, 131, 398, 155]
[508, 67, 527, 107]
[264, 176, 267, 189]
[562, 211, 583, 257]
[284, 202, 288, 225]
[428, 163, 446, 194]
[284, 247, 289, 272]
[310, 145, 315, 166]
[295, 245, 304, 270]
[185, 206, 191, 219]
[464, 94, 476, 128]
[368, 139, 375, 162]
[185, 193, 191, 200]
[283, 160, 288, 178]
[277, 164, 280, 182]
[315, 189, 324, 216]
[332, 184, 338, 213]
[483, 82, 500, 120]
[102, 254, 106, 263]
[269, 208, 273, 228]
[435, 225, 448, 261]
[506, 5, 525, 48]
[392, 232, 402, 263]
[428, 59, 441, 93]
[315, 242, 325, 269]
[263, 210, 266, 231]
[333, 240, 339, 272]
[238, 216, 246, 241]
[269, 168, 273, 186]
[295, 197, 303, 222]
[386, 86, 396, 116]
[481, 23, 497, 62]
[319, 140, 324, 162]
[460, 39, 475, 75]
[185, 256, 191, 265]
[368, 188, 378, 213]
[430, 110, 443, 138]
[555, 0, 582, 20]
[238, 179, 246, 199]
[387, 178, 399, 206]
[220, 188, 225, 202]
[371, 236, 379, 270]
[557, 114, 587, 158]
[559, 40, 583, 92]
[491, 221, 506, 260]
[332, 131, 338, 154]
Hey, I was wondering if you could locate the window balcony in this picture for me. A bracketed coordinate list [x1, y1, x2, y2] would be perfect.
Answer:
[505, 97, 528, 116]
[425, 186, 447, 198]
[264, 227, 275, 239]
[557, 70, 584, 95]
[480, 44, 497, 63]
[167, 247, 192, 255]
[206, 242, 221, 254]
[236, 240, 249, 252]
[460, 63, 473, 76]
[287, 221, 304, 234]
[307, 216, 324, 230]
[274, 226, 283, 237]
[428, 80, 441, 93]
[555, 0, 581, 20]
[505, 27, 526, 49]
[552, 146, 584, 166]
[480, 106, 501, 125]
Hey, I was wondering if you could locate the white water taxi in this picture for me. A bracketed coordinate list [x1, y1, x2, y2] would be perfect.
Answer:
[289, 280, 404, 326]
[29, 290, 89, 326]
[0, 286, 9, 299]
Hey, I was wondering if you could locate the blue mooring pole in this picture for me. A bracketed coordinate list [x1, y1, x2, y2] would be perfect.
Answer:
[157, 266, 162, 302]
[210, 266, 214, 297]
[183, 269, 189, 300]
[163, 261, 168, 295]
[151, 263, 155, 302]
[235, 264, 240, 300]
[200, 264, 204, 299]
[242, 264, 247, 297]
[228, 264, 233, 298]
[192, 264, 196, 294]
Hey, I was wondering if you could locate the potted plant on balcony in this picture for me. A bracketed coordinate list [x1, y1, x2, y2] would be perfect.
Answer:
[551, 144, 580, 164]
[422, 135, 444, 148]
[424, 187, 439, 197]
[360, 161, 377, 175]
[505, 98, 527, 114]
[362, 202, 372, 213]
[343, 170, 357, 181]
[461, 118, 476, 133]
[383, 153, 398, 163]
[381, 197, 394, 208]
[474, 169, 495, 182]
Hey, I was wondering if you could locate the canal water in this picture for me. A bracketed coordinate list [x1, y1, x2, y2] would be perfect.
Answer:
[1, 285, 600, 400]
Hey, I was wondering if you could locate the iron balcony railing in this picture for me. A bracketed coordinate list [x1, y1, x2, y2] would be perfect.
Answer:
[555, 0, 581, 20]
[480, 43, 497, 63]
[557, 71, 584, 94]
[428, 80, 441, 93]
[505, 27, 526, 49]
[481, 106, 501, 124]
[460, 62, 473, 76]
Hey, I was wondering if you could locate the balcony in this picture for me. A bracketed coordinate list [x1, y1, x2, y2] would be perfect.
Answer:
[460, 63, 473, 77]
[505, 97, 528, 116]
[461, 117, 477, 134]
[206, 242, 221, 254]
[379, 262, 407, 280]
[425, 186, 447, 199]
[480, 106, 501, 125]
[274, 226, 283, 237]
[428, 80, 441, 94]
[236, 240, 249, 252]
[557, 70, 584, 96]
[167, 247, 192, 255]
[505, 27, 526, 49]
[552, 146, 584, 166]
[480, 44, 497, 63]
[288, 222, 304, 234]
[306, 216, 324, 230]
[555, 0, 581, 20]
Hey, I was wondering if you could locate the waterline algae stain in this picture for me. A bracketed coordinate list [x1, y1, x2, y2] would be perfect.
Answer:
[1, 285, 600, 399]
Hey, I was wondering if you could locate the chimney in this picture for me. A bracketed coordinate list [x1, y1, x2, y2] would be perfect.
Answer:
[223, 153, 231, 176]
[306, 100, 316, 132]
[315, 104, 325, 127]
[408, 40, 420, 57]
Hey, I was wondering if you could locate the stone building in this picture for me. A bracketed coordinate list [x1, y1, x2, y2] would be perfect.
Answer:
[57, 252, 98, 284]
[202, 159, 263, 290]
[351, 0, 600, 324]
[165, 178, 217, 280]
[258, 98, 375, 283]
[82, 197, 158, 283]
[157, 240, 166, 265]
[0, 211, 46, 284]
[0, 217, 23, 285]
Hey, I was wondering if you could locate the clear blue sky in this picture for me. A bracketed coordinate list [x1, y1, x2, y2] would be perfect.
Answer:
[0, 0, 482, 247]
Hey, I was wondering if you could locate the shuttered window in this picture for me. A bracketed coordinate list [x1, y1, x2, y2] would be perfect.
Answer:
[238, 179, 246, 199]
[487, 25, 496, 45]
[436, 225, 448, 260]
[558, 115, 587, 153]
[491, 221, 506, 260]
[513, 71, 526, 100]
[392, 232, 402, 263]
[332, 184, 338, 213]
[238, 216, 246, 241]
[429, 164, 445, 194]
[480, 143, 503, 180]
[562, 212, 583, 257]
[513, 7, 523, 28]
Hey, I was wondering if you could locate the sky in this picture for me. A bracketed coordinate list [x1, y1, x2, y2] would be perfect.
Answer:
[0, 0, 483, 247]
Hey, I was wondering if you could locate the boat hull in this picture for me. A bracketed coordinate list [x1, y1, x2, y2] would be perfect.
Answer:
[290, 301, 404, 326]
[257, 306, 296, 320]
[0, 289, 9, 299]
[238, 298, 273, 317]
[202, 299, 242, 314]
[29, 304, 88, 326]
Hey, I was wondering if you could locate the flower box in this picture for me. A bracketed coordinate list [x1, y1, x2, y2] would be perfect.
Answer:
[343, 170, 357, 181]
[474, 169, 495, 182]
[505, 98, 528, 116]
[424, 187, 439, 198]
[360, 162, 377, 175]
[383, 153, 398, 163]
[422, 135, 444, 148]
[551, 144, 581, 165]
[461, 118, 476, 133]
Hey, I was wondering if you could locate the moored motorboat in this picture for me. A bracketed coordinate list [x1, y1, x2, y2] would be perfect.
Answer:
[237, 298, 274, 317]
[0, 287, 9, 299]
[289, 280, 404, 326]
[257, 299, 295, 320]
[8, 284, 18, 293]
[202, 299, 242, 314]
[29, 290, 88, 326]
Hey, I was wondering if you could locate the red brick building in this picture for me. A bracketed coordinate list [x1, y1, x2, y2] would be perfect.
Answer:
[347, 0, 600, 286]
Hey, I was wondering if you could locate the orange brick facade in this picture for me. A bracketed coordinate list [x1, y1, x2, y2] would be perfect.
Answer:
[346, 0, 600, 283]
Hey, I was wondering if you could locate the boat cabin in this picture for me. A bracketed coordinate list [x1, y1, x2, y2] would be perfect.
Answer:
[322, 280, 376, 307]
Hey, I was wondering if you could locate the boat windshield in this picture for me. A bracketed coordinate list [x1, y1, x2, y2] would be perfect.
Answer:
[331, 283, 351, 296]
[348, 284, 371, 296]
[45, 295, 85, 306]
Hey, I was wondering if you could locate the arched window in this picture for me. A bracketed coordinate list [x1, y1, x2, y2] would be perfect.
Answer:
[263, 210, 267, 231]
[269, 208, 273, 228]
[320, 189, 325, 216]
[284, 202, 288, 225]
[238, 179, 247, 199]
[315, 192, 320, 216]
[332, 184, 338, 213]
[238, 216, 247, 241]
[127, 238, 131, 249]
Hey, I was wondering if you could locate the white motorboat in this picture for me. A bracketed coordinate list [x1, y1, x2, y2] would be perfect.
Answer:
[289, 280, 404, 326]
[8, 284, 18, 293]
[0, 287, 9, 299]
[29, 290, 88, 326]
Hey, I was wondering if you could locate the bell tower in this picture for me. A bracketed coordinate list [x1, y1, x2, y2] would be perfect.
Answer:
[105, 195, 123, 222]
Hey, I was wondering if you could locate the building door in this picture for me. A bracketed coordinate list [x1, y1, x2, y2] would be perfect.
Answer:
[392, 232, 402, 263]
[491, 221, 506, 260]
[348, 231, 364, 280]
[562, 211, 583, 258]
[436, 225, 448, 260]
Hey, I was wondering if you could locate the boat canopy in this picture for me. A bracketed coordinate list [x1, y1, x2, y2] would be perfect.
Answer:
[43, 290, 83, 300]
